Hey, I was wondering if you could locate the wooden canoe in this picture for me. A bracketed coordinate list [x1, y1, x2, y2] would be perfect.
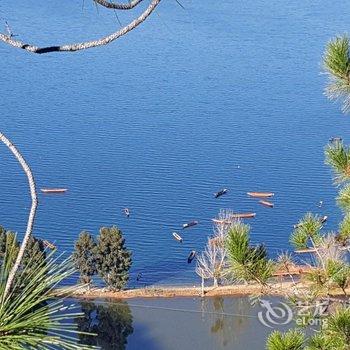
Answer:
[295, 245, 350, 254]
[247, 192, 274, 198]
[212, 213, 256, 224]
[209, 236, 224, 247]
[259, 200, 274, 208]
[41, 188, 67, 194]
[172, 232, 183, 243]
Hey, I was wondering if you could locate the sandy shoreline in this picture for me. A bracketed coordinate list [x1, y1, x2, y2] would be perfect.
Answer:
[60, 281, 350, 301]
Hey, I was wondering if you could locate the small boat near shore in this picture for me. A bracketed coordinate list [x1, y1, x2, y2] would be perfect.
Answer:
[320, 215, 328, 224]
[214, 188, 228, 198]
[187, 250, 196, 264]
[212, 212, 256, 224]
[329, 137, 342, 143]
[172, 232, 183, 243]
[182, 221, 198, 229]
[41, 188, 67, 194]
[209, 236, 224, 247]
[247, 192, 274, 198]
[259, 200, 274, 208]
[42, 239, 56, 250]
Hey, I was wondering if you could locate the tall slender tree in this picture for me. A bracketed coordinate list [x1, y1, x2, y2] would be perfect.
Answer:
[72, 231, 97, 287]
[95, 226, 132, 291]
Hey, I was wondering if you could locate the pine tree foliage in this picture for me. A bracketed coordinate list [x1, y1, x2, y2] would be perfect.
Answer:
[266, 329, 305, 350]
[290, 213, 323, 250]
[307, 333, 344, 350]
[325, 141, 350, 184]
[225, 221, 275, 285]
[0, 226, 6, 256]
[20, 235, 46, 283]
[95, 226, 132, 291]
[326, 307, 350, 346]
[0, 236, 97, 349]
[323, 35, 350, 113]
[338, 213, 350, 244]
[72, 231, 97, 285]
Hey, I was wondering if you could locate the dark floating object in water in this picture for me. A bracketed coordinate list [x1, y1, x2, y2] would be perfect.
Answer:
[136, 273, 142, 281]
[41, 188, 67, 194]
[259, 200, 274, 208]
[187, 250, 196, 264]
[329, 137, 342, 143]
[173, 232, 183, 243]
[182, 221, 198, 229]
[123, 208, 130, 218]
[320, 215, 328, 224]
[214, 188, 228, 198]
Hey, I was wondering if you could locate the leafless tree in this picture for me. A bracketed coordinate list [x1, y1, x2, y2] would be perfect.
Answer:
[0, 132, 38, 300]
[196, 212, 232, 295]
[0, 0, 162, 54]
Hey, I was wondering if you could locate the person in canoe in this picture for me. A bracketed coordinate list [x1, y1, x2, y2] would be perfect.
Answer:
[123, 208, 130, 218]
[182, 221, 199, 229]
[187, 250, 196, 264]
[214, 188, 228, 198]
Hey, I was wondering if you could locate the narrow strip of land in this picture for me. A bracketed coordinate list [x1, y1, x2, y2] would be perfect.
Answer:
[63, 282, 350, 300]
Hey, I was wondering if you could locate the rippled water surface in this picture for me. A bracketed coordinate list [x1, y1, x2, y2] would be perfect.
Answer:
[1, 0, 349, 286]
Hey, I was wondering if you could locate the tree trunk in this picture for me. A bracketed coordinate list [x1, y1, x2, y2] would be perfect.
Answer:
[0, 132, 38, 301]
[0, 0, 161, 54]
[201, 276, 204, 297]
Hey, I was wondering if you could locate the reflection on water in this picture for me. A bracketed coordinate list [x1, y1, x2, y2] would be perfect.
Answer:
[76, 300, 133, 350]
[72, 296, 290, 349]
[201, 297, 251, 347]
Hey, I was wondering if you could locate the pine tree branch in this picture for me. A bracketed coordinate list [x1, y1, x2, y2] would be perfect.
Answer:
[0, 0, 161, 54]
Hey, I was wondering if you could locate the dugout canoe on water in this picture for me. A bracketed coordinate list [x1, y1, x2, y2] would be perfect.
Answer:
[259, 200, 274, 208]
[172, 232, 183, 243]
[247, 192, 274, 198]
[41, 188, 67, 194]
[212, 213, 256, 224]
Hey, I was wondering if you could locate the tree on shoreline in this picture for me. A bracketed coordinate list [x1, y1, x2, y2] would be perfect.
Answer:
[226, 221, 275, 287]
[95, 226, 132, 291]
[72, 231, 97, 287]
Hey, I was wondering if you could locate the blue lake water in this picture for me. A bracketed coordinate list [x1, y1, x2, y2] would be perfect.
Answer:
[1, 0, 350, 287]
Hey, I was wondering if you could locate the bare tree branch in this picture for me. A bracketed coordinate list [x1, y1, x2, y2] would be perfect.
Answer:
[0, 132, 38, 301]
[0, 0, 161, 54]
[94, 0, 144, 10]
